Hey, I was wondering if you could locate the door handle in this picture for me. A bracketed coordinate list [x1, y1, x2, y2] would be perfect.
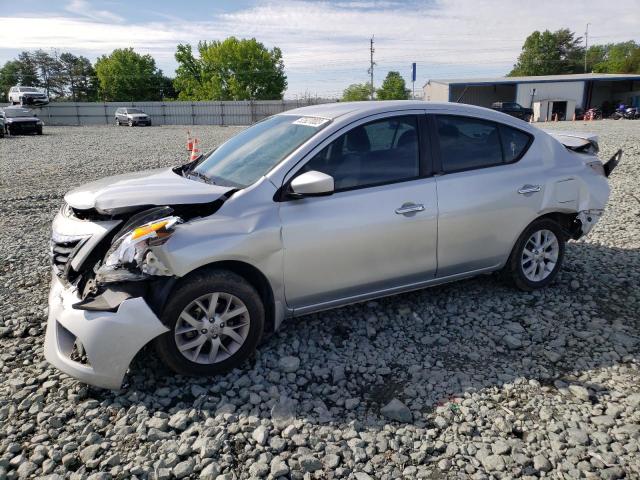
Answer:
[395, 203, 425, 215]
[518, 184, 542, 195]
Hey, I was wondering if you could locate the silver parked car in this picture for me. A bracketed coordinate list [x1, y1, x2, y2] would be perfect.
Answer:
[46, 101, 620, 389]
[114, 107, 152, 126]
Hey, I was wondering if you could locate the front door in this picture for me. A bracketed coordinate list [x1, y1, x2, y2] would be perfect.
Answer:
[279, 113, 438, 309]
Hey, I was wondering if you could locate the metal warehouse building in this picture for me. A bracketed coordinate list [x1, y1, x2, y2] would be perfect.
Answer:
[423, 73, 640, 121]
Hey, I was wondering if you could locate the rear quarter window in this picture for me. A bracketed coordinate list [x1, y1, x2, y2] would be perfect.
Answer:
[500, 125, 532, 162]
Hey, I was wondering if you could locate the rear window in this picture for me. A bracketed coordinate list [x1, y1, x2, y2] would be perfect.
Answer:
[437, 116, 502, 172]
[436, 115, 532, 172]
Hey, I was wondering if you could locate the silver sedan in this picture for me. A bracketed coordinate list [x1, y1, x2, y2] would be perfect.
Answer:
[45, 101, 620, 388]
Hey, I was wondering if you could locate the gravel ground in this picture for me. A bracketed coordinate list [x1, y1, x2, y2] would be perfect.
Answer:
[0, 121, 639, 480]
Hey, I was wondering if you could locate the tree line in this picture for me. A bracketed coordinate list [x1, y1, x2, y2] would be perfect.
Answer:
[509, 28, 640, 76]
[2, 30, 638, 103]
[0, 37, 287, 102]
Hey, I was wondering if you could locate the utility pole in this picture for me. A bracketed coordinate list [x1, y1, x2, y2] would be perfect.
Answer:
[368, 36, 375, 100]
[584, 23, 590, 73]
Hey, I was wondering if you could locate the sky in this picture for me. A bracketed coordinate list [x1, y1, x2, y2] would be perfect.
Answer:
[1, 0, 638, 98]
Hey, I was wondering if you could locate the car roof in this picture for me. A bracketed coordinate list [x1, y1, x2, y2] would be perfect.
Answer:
[280, 100, 513, 120]
[279, 100, 542, 138]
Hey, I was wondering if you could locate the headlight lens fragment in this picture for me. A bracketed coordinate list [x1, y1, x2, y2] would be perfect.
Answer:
[96, 216, 181, 283]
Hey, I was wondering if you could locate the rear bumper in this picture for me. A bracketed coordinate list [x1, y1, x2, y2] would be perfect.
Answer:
[44, 275, 168, 389]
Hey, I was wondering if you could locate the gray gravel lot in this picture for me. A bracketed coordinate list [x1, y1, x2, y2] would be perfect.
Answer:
[0, 121, 639, 479]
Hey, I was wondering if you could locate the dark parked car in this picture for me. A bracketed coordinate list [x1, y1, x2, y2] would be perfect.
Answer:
[491, 102, 533, 121]
[115, 107, 152, 126]
[1, 107, 43, 135]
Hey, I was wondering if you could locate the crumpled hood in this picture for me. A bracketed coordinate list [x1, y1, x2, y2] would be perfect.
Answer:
[65, 167, 234, 212]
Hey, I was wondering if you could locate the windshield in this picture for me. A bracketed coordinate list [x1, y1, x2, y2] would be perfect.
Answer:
[4, 108, 34, 118]
[192, 115, 329, 187]
[19, 87, 38, 92]
[127, 108, 144, 114]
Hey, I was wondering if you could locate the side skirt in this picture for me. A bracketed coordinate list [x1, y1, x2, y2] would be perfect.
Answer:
[291, 264, 501, 317]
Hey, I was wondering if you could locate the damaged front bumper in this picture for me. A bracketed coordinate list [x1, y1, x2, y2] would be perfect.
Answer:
[44, 274, 168, 389]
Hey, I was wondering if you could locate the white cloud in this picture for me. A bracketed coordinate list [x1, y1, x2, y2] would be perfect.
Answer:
[1, 0, 638, 96]
[65, 0, 124, 23]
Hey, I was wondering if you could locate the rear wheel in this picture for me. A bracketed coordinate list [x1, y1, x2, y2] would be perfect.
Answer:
[504, 219, 565, 291]
[154, 270, 265, 377]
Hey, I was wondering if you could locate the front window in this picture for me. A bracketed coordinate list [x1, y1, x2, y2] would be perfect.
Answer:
[127, 108, 144, 114]
[19, 87, 38, 93]
[191, 115, 329, 187]
[302, 115, 420, 190]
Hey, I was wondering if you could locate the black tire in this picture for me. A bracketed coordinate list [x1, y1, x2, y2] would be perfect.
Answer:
[154, 269, 265, 377]
[0, 128, 4, 138]
[504, 218, 566, 291]
[128, 119, 133, 127]
[36, 126, 43, 135]
[115, 118, 120, 126]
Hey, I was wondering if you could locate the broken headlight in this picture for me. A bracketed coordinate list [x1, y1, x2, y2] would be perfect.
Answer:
[95, 216, 181, 283]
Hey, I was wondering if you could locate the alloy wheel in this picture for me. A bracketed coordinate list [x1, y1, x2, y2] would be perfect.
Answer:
[521, 229, 559, 282]
[174, 292, 250, 365]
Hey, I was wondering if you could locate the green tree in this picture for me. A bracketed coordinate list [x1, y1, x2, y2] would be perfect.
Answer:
[95, 48, 165, 101]
[376, 71, 410, 100]
[32, 50, 65, 98]
[59, 53, 98, 101]
[342, 83, 371, 101]
[16, 52, 41, 86]
[0, 54, 42, 100]
[588, 41, 640, 73]
[509, 29, 584, 76]
[0, 61, 22, 100]
[174, 37, 287, 100]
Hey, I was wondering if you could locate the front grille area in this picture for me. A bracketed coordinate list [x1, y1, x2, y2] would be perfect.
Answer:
[50, 233, 88, 279]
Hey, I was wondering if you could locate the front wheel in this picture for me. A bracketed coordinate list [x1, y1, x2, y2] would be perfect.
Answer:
[154, 270, 265, 377]
[36, 126, 43, 135]
[128, 119, 133, 127]
[504, 219, 565, 291]
[115, 118, 120, 126]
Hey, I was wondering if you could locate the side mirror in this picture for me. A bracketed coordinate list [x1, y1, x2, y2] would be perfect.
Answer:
[289, 170, 334, 197]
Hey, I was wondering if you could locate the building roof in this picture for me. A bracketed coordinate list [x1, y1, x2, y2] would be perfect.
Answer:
[425, 73, 640, 88]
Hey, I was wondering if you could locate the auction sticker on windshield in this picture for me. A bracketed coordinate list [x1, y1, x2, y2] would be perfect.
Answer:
[292, 116, 330, 127]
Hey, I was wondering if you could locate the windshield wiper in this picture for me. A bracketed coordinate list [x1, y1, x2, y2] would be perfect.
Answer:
[187, 171, 216, 185]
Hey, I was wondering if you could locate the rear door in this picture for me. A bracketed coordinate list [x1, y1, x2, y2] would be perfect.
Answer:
[279, 111, 438, 309]
[432, 114, 539, 277]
